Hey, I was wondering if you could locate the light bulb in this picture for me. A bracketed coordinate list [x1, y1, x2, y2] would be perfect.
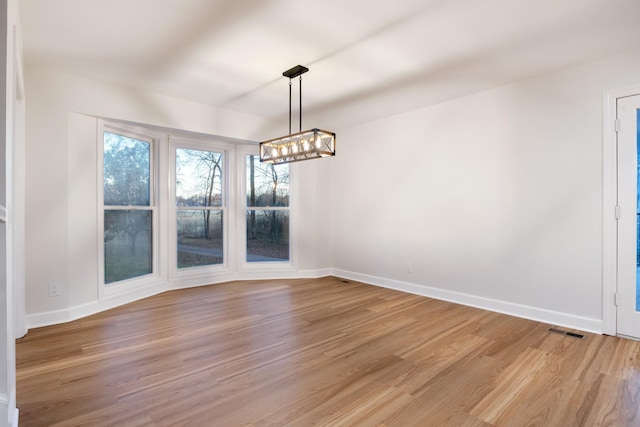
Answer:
[302, 139, 309, 151]
[315, 135, 322, 149]
[282, 146, 288, 156]
[271, 148, 278, 157]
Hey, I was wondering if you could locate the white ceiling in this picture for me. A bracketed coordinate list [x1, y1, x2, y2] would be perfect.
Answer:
[19, 0, 640, 130]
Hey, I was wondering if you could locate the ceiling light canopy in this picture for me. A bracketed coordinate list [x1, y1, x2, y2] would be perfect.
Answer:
[260, 65, 336, 164]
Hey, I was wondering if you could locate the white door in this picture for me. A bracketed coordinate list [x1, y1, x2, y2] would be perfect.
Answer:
[617, 94, 640, 339]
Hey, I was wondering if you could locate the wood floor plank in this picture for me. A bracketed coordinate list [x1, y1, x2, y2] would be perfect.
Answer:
[16, 277, 640, 426]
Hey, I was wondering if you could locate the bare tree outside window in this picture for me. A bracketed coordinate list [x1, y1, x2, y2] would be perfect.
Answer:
[103, 132, 153, 284]
[246, 155, 289, 262]
[176, 147, 224, 268]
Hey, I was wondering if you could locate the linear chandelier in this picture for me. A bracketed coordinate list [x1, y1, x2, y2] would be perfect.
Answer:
[260, 65, 336, 164]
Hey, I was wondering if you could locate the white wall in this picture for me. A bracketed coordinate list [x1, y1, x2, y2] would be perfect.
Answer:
[24, 68, 331, 326]
[330, 49, 640, 332]
[25, 48, 640, 334]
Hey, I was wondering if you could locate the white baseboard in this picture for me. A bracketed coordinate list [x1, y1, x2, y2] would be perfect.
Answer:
[236, 268, 332, 281]
[27, 283, 170, 329]
[0, 398, 6, 427]
[10, 408, 18, 427]
[26, 268, 600, 334]
[331, 268, 603, 334]
[0, 393, 18, 427]
[26, 269, 333, 330]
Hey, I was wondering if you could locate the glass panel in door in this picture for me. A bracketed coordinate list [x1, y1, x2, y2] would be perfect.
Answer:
[617, 94, 640, 338]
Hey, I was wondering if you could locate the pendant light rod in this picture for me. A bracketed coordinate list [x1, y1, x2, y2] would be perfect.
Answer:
[283, 65, 308, 135]
[289, 79, 292, 135]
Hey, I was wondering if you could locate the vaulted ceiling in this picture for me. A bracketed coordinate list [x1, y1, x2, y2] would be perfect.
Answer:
[19, 0, 640, 129]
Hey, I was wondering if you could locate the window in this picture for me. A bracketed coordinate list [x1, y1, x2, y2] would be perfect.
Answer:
[175, 147, 225, 269]
[246, 155, 289, 262]
[102, 130, 155, 284]
[98, 120, 297, 297]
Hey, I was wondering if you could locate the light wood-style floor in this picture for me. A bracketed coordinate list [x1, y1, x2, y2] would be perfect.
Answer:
[16, 277, 640, 426]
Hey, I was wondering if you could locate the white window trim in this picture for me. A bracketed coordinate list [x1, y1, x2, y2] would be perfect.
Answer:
[97, 119, 300, 300]
[168, 134, 237, 284]
[97, 120, 165, 301]
[237, 145, 298, 273]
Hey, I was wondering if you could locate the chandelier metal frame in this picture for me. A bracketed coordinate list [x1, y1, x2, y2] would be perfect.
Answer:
[259, 65, 336, 164]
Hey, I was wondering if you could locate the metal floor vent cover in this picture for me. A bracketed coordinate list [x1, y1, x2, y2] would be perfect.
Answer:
[548, 328, 584, 339]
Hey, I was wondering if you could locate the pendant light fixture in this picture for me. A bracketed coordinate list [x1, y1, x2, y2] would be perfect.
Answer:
[260, 65, 336, 164]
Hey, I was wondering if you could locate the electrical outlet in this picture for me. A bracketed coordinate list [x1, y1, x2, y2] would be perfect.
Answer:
[405, 262, 413, 273]
[48, 283, 61, 297]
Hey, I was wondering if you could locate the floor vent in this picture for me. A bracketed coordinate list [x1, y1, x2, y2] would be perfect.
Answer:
[340, 280, 350, 283]
[548, 328, 584, 339]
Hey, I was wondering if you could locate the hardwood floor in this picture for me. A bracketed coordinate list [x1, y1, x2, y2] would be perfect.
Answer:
[16, 277, 640, 426]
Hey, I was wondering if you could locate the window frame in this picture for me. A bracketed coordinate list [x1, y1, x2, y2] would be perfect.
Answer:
[97, 119, 298, 299]
[168, 135, 236, 281]
[97, 121, 162, 300]
[238, 145, 297, 272]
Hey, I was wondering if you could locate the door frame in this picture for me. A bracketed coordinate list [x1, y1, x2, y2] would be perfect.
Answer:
[603, 83, 640, 336]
